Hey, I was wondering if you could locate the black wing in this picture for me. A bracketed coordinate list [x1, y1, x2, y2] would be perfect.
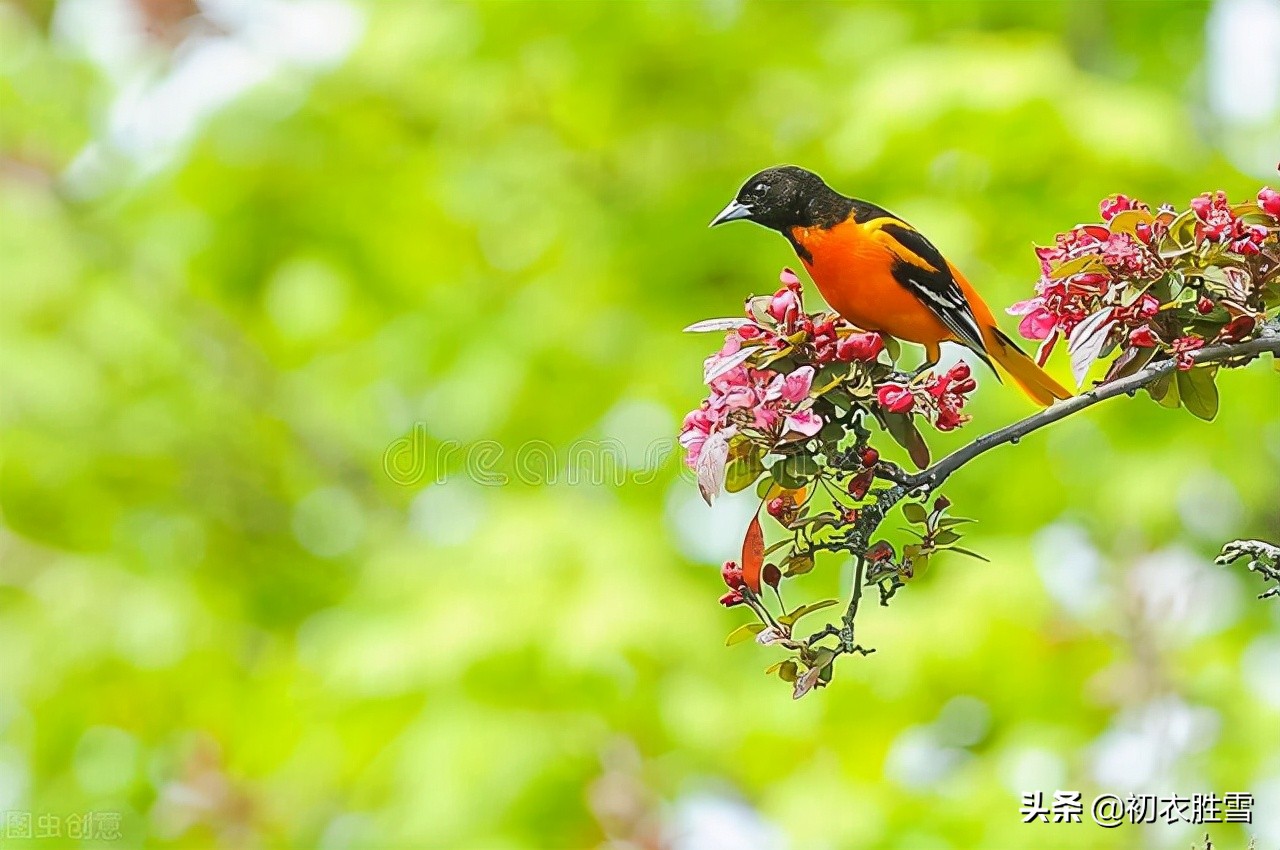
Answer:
[878, 222, 990, 362]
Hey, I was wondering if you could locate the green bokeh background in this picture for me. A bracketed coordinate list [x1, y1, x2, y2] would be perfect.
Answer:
[1, 1, 1278, 848]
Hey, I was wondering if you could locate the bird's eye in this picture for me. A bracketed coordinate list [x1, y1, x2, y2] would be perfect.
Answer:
[753, 182, 768, 193]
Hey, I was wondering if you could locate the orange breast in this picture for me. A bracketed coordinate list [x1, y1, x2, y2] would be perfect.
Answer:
[791, 220, 955, 347]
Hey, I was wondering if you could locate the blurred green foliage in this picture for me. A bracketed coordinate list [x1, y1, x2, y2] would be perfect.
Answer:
[0, 1, 1278, 848]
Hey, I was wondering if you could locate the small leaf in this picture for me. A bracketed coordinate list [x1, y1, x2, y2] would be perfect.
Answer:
[726, 622, 766, 646]
[882, 411, 930, 469]
[1103, 344, 1156, 384]
[741, 514, 765, 593]
[684, 317, 751, 333]
[934, 529, 962, 545]
[1107, 208, 1153, 237]
[779, 599, 839, 626]
[1066, 307, 1116, 387]
[902, 502, 928, 525]
[777, 660, 799, 682]
[948, 547, 990, 562]
[1176, 365, 1219, 421]
[782, 552, 815, 577]
[1048, 253, 1106, 280]
[937, 517, 977, 528]
[724, 451, 764, 493]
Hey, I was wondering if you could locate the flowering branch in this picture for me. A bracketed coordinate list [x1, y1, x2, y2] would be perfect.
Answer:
[683, 185, 1280, 698]
[902, 320, 1280, 492]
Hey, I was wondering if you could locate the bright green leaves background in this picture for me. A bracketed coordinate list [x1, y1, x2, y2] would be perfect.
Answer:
[1, 1, 1278, 848]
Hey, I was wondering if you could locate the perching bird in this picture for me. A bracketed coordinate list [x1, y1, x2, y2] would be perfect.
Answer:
[710, 166, 1070, 406]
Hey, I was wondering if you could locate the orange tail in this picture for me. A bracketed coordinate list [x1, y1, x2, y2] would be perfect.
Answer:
[983, 327, 1071, 407]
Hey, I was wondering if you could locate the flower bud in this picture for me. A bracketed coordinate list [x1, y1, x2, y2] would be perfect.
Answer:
[1136, 293, 1160, 319]
[1127, 326, 1158, 348]
[952, 378, 977, 395]
[865, 540, 895, 562]
[721, 560, 744, 589]
[934, 495, 951, 511]
[859, 447, 879, 467]
[766, 497, 787, 519]
[719, 590, 745, 607]
[737, 324, 762, 340]
[947, 362, 971, 382]
[842, 508, 860, 525]
[1195, 296, 1214, 315]
[846, 469, 874, 501]
[836, 332, 885, 362]
[1258, 187, 1280, 217]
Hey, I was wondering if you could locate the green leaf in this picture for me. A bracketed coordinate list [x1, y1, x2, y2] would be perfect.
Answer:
[1176, 365, 1219, 421]
[882, 411, 931, 469]
[1047, 253, 1105, 280]
[948, 547, 990, 562]
[779, 598, 839, 626]
[724, 453, 764, 493]
[783, 552, 815, 577]
[884, 336, 902, 363]
[777, 660, 799, 682]
[781, 452, 820, 482]
[725, 623, 766, 646]
[902, 502, 928, 525]
[934, 529, 962, 545]
[1107, 208, 1153, 237]
[937, 517, 976, 528]
[1147, 371, 1180, 408]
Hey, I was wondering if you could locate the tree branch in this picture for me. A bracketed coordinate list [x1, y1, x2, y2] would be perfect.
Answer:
[903, 322, 1280, 492]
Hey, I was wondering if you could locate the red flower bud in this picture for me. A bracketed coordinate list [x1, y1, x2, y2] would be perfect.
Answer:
[766, 497, 787, 519]
[934, 495, 951, 511]
[1136, 293, 1160, 319]
[842, 508, 860, 524]
[947, 362, 971, 382]
[847, 469, 874, 501]
[1127, 326, 1159, 348]
[952, 377, 977, 395]
[721, 560, 744, 589]
[1259, 187, 1280, 217]
[737, 324, 762, 340]
[1195, 296, 1214, 315]
[1220, 316, 1256, 342]
[836, 332, 885, 362]
[876, 383, 914, 414]
[859, 447, 879, 467]
[865, 541, 895, 562]
[719, 590, 745, 607]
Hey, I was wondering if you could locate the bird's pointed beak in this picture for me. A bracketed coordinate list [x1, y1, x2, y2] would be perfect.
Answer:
[709, 199, 754, 228]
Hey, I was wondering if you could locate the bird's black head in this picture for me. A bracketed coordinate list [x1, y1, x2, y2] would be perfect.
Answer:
[709, 166, 850, 232]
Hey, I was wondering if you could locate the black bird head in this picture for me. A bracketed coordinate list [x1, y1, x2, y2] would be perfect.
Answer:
[709, 166, 849, 232]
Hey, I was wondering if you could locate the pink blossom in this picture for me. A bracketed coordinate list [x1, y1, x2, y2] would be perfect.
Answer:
[767, 365, 814, 403]
[1099, 193, 1148, 222]
[1135, 293, 1160, 319]
[1127, 326, 1158, 348]
[783, 409, 824, 437]
[1018, 306, 1057, 341]
[779, 267, 802, 289]
[1191, 190, 1236, 243]
[1260, 187, 1280, 217]
[768, 288, 800, 324]
[836, 332, 885, 362]
[1172, 336, 1204, 371]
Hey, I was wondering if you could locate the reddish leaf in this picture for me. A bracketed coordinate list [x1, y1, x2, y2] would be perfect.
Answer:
[741, 514, 764, 593]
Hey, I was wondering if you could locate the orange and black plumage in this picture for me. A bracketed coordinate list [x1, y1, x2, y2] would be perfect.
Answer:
[711, 166, 1070, 406]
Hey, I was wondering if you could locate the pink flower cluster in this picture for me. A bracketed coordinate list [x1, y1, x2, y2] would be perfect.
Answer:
[679, 336, 821, 468]
[1191, 190, 1269, 254]
[874, 362, 976, 431]
[1007, 195, 1165, 356]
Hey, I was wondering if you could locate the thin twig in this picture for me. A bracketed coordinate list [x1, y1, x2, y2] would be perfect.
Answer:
[903, 323, 1280, 492]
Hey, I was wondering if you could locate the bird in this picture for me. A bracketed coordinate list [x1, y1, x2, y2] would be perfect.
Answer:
[709, 165, 1070, 406]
